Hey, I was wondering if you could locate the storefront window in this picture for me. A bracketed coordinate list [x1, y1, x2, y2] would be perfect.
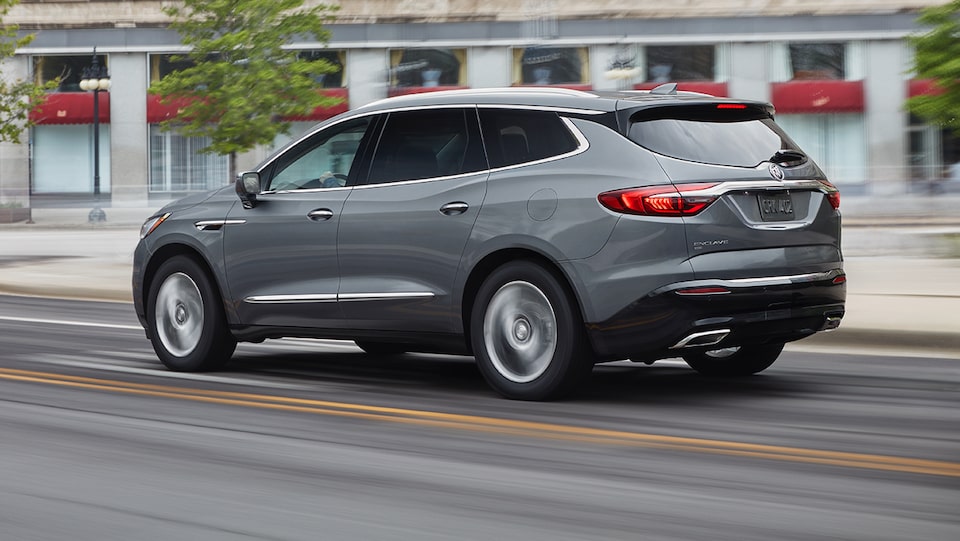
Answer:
[513, 47, 589, 86]
[33, 55, 108, 92]
[787, 43, 845, 80]
[150, 51, 344, 87]
[645, 45, 715, 82]
[776, 114, 866, 185]
[149, 126, 229, 193]
[390, 48, 465, 89]
[908, 115, 960, 193]
[32, 125, 111, 194]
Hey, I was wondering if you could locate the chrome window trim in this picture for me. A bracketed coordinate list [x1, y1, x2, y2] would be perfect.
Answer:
[353, 170, 488, 190]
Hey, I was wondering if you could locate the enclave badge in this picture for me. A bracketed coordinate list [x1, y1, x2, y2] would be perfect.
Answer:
[768, 163, 785, 181]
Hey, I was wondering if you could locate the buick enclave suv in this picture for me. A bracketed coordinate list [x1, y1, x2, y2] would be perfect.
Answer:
[133, 86, 845, 400]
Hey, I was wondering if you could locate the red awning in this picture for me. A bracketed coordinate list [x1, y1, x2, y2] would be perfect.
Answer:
[771, 80, 864, 113]
[908, 79, 946, 98]
[147, 88, 350, 124]
[29, 92, 110, 125]
[387, 85, 470, 98]
[633, 81, 729, 97]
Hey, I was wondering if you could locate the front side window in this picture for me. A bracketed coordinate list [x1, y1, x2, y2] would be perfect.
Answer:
[269, 117, 372, 191]
[367, 109, 485, 184]
[645, 45, 716, 82]
[479, 109, 579, 168]
[628, 106, 801, 168]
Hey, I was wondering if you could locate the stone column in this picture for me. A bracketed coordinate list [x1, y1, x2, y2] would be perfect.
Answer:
[0, 55, 32, 215]
[728, 42, 770, 103]
[468, 47, 512, 88]
[108, 52, 149, 206]
[864, 40, 908, 196]
[346, 49, 389, 109]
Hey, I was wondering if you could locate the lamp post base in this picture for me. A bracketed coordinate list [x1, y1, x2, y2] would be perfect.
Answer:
[88, 206, 107, 223]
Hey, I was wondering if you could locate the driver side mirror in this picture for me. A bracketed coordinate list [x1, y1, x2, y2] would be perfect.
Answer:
[236, 171, 262, 209]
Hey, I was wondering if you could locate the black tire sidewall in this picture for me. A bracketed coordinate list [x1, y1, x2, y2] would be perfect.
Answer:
[470, 261, 588, 400]
[683, 343, 784, 376]
[147, 255, 235, 372]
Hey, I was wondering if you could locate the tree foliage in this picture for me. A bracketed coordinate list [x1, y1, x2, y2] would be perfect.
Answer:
[907, 0, 960, 134]
[0, 0, 54, 144]
[150, 0, 341, 163]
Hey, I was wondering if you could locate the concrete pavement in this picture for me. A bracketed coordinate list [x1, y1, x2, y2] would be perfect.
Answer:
[0, 196, 958, 358]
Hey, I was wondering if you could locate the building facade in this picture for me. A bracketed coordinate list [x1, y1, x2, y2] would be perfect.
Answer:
[1, 0, 956, 209]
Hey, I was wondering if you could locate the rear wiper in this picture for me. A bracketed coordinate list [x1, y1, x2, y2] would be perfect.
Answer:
[769, 149, 807, 166]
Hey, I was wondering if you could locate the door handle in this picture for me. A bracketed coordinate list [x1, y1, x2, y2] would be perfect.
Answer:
[307, 209, 334, 221]
[439, 202, 469, 215]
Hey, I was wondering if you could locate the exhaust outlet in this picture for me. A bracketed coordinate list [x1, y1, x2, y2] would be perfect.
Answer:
[820, 316, 842, 332]
[670, 329, 731, 349]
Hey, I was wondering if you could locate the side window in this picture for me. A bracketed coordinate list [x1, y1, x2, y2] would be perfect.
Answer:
[367, 108, 485, 184]
[479, 109, 579, 169]
[269, 117, 371, 191]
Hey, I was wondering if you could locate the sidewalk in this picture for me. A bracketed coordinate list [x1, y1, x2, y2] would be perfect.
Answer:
[0, 196, 958, 358]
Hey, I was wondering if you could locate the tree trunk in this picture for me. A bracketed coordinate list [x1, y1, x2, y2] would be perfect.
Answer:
[229, 151, 238, 186]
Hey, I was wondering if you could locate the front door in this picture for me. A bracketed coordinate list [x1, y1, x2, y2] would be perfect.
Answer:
[223, 116, 375, 328]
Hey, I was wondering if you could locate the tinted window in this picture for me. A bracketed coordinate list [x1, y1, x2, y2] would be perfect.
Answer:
[627, 106, 801, 168]
[367, 109, 485, 184]
[479, 109, 579, 168]
[269, 117, 371, 191]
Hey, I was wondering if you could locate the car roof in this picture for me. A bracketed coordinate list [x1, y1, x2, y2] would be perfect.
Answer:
[356, 86, 771, 114]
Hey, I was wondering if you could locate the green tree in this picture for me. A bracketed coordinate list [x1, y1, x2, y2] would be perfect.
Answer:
[150, 0, 341, 179]
[0, 0, 54, 144]
[907, 0, 960, 134]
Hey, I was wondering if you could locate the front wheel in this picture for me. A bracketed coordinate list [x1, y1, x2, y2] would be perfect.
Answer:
[147, 255, 236, 372]
[470, 261, 591, 400]
[682, 343, 784, 376]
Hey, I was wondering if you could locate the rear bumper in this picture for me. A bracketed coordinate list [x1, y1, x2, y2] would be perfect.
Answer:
[584, 268, 846, 361]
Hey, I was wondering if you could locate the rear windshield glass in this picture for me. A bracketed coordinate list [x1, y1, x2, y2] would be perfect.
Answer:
[627, 105, 802, 167]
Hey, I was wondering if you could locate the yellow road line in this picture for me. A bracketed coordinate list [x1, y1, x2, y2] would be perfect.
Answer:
[2, 367, 958, 478]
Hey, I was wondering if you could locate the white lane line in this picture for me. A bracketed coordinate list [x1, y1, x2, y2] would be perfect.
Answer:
[785, 343, 960, 360]
[0, 315, 142, 331]
[29, 355, 313, 390]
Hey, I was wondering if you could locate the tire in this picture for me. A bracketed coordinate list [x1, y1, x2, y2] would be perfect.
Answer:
[147, 255, 236, 372]
[470, 261, 591, 400]
[354, 341, 407, 356]
[682, 343, 784, 376]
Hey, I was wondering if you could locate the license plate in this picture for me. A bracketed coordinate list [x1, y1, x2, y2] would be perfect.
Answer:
[758, 193, 795, 222]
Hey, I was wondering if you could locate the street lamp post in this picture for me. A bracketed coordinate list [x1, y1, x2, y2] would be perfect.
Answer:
[79, 49, 110, 223]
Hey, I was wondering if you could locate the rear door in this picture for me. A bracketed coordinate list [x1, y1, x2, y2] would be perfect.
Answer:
[625, 103, 842, 278]
[337, 107, 489, 333]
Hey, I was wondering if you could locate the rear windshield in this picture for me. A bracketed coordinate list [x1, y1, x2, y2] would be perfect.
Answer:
[627, 105, 802, 168]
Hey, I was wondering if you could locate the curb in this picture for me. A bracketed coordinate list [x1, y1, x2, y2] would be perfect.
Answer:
[799, 328, 960, 358]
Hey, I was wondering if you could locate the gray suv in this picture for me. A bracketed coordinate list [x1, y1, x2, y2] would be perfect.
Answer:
[133, 86, 845, 400]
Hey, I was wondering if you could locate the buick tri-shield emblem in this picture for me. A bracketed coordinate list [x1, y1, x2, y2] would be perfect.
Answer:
[768, 163, 785, 181]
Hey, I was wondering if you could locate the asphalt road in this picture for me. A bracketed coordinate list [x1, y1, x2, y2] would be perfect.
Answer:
[1, 295, 958, 540]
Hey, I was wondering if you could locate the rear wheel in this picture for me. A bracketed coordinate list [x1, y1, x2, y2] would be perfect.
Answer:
[354, 341, 407, 356]
[682, 343, 784, 376]
[147, 255, 236, 371]
[470, 261, 591, 400]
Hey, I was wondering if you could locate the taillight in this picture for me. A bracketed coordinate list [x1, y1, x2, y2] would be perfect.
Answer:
[819, 180, 841, 210]
[598, 183, 719, 217]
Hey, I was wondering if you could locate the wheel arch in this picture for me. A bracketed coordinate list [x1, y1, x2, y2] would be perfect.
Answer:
[460, 248, 585, 352]
[142, 243, 230, 327]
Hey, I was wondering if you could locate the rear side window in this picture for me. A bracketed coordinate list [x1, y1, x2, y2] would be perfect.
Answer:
[367, 108, 486, 184]
[627, 105, 802, 168]
[479, 109, 579, 169]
